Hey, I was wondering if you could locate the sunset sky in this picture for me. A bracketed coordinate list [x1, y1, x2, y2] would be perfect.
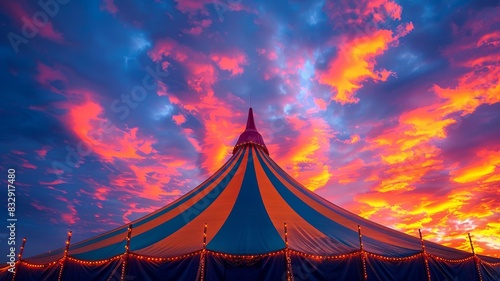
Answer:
[1, 0, 499, 259]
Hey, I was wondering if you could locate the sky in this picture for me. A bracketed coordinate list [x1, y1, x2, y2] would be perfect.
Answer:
[0, 0, 499, 260]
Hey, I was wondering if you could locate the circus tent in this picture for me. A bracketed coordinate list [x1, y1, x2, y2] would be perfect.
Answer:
[2, 108, 499, 281]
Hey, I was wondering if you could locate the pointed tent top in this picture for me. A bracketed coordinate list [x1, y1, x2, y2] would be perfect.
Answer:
[233, 108, 269, 155]
[246, 108, 257, 131]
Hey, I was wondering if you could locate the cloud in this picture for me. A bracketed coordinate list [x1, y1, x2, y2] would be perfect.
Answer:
[5, 2, 64, 42]
[172, 114, 187, 125]
[452, 149, 500, 183]
[184, 19, 212, 35]
[317, 25, 413, 104]
[100, 0, 118, 14]
[210, 50, 248, 76]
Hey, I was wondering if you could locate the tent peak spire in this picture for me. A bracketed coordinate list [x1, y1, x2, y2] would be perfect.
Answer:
[246, 107, 257, 130]
[233, 107, 269, 155]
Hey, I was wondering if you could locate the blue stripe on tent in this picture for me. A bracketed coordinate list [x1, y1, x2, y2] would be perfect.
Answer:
[254, 150, 361, 250]
[72, 147, 248, 260]
[259, 151, 337, 212]
[67, 149, 245, 254]
[207, 147, 284, 254]
[256, 150, 422, 257]
[258, 150, 388, 229]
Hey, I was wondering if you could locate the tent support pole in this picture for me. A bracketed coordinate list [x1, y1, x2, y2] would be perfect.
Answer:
[57, 231, 72, 281]
[358, 225, 367, 280]
[196, 223, 208, 281]
[284, 223, 294, 281]
[468, 233, 483, 281]
[419, 229, 431, 281]
[121, 224, 133, 281]
[11, 237, 26, 281]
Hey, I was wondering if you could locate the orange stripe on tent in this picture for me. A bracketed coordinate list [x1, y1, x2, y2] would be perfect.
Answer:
[135, 148, 250, 257]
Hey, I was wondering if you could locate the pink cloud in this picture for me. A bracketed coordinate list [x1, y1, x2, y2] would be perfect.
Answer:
[174, 0, 244, 15]
[38, 22, 64, 42]
[40, 179, 66, 186]
[327, 0, 402, 24]
[21, 162, 37, 169]
[174, 0, 211, 14]
[100, 0, 118, 14]
[184, 19, 212, 35]
[31, 200, 58, 213]
[210, 51, 248, 76]
[172, 114, 187, 125]
[6, 2, 64, 42]
[35, 146, 50, 158]
[36, 63, 67, 93]
[313, 98, 327, 110]
[94, 188, 109, 201]
[61, 204, 78, 225]
[257, 48, 278, 60]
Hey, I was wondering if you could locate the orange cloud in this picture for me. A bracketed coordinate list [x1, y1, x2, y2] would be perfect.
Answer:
[332, 158, 366, 185]
[272, 115, 334, 191]
[318, 29, 395, 104]
[61, 92, 155, 161]
[348, 17, 500, 256]
[452, 149, 500, 183]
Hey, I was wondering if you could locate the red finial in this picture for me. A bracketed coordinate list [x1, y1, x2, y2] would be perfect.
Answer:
[246, 108, 257, 131]
[233, 107, 269, 155]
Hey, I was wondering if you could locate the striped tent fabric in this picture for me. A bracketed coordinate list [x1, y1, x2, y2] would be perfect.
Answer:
[2, 108, 499, 281]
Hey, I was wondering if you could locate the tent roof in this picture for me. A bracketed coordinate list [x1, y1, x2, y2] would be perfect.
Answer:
[25, 108, 499, 264]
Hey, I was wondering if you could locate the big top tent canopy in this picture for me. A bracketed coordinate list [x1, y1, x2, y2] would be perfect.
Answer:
[2, 108, 499, 281]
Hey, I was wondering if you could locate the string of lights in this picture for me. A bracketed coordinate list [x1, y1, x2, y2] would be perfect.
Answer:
[358, 225, 368, 280]
[284, 223, 294, 281]
[57, 231, 72, 281]
[130, 251, 202, 261]
[196, 223, 208, 281]
[287, 249, 359, 261]
[67, 255, 122, 265]
[121, 224, 133, 281]
[15, 247, 494, 266]
[428, 254, 474, 263]
[11, 237, 26, 281]
[210, 250, 285, 259]
[481, 260, 500, 267]
[469, 233, 484, 281]
[419, 229, 432, 281]
[365, 252, 423, 262]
